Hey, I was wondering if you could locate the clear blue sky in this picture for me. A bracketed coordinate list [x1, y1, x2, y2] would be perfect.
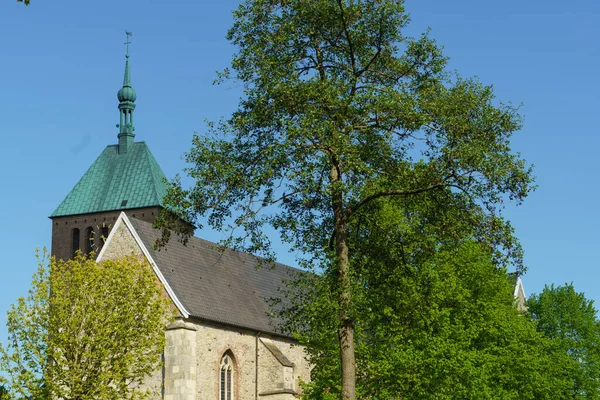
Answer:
[0, 0, 599, 344]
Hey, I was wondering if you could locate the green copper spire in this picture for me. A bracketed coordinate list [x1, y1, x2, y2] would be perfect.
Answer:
[117, 31, 136, 154]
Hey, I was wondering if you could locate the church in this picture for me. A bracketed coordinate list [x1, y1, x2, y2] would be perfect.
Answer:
[49, 45, 528, 400]
[50, 50, 311, 400]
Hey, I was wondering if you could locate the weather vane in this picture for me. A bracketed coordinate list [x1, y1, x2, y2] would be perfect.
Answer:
[125, 31, 133, 57]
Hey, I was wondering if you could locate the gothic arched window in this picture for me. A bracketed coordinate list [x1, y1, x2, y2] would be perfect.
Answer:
[72, 228, 80, 258]
[86, 227, 94, 254]
[220, 353, 234, 400]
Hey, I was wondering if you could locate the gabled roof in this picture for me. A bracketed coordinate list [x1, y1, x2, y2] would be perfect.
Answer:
[101, 213, 301, 336]
[508, 272, 527, 312]
[51, 142, 167, 217]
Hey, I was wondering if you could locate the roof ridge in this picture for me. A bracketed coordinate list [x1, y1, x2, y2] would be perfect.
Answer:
[50, 146, 111, 217]
[140, 144, 167, 206]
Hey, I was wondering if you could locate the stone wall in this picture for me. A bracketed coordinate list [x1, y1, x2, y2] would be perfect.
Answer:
[165, 318, 198, 400]
[192, 319, 311, 400]
[98, 216, 144, 259]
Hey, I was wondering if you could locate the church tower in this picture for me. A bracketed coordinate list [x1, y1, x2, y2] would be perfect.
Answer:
[50, 35, 168, 260]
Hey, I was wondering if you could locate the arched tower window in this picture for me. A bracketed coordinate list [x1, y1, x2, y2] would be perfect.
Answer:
[86, 227, 94, 254]
[101, 226, 109, 245]
[72, 228, 80, 258]
[220, 353, 234, 400]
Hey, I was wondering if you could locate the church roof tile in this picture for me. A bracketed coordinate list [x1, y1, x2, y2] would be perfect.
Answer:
[128, 217, 301, 336]
[51, 142, 167, 217]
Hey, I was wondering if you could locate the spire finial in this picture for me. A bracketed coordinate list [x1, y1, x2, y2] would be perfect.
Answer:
[125, 31, 132, 58]
[117, 31, 136, 154]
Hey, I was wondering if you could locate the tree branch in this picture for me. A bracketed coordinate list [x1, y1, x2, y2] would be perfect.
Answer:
[336, 0, 357, 76]
[329, 183, 447, 249]
[356, 18, 384, 78]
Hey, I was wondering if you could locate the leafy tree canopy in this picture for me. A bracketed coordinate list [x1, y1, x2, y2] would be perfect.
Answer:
[159, 0, 535, 397]
[528, 283, 600, 399]
[0, 251, 170, 400]
[278, 199, 571, 399]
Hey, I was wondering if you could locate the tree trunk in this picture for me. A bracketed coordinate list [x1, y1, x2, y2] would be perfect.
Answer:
[331, 164, 356, 400]
[337, 232, 355, 400]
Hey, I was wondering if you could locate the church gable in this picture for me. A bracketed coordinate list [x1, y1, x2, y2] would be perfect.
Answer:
[96, 214, 144, 260]
[514, 276, 527, 312]
[97, 212, 190, 319]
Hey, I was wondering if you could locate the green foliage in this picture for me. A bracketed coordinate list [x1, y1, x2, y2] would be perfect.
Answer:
[528, 284, 600, 398]
[160, 0, 535, 396]
[0, 252, 49, 399]
[163, 0, 532, 269]
[0, 385, 9, 400]
[0, 250, 170, 400]
[278, 199, 571, 399]
[16, 0, 29, 5]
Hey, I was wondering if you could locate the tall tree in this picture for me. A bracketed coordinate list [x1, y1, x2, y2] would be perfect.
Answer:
[278, 198, 572, 399]
[0, 251, 170, 400]
[159, 1, 534, 398]
[528, 284, 600, 399]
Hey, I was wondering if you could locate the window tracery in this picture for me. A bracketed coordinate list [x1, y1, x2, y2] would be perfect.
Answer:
[220, 353, 234, 400]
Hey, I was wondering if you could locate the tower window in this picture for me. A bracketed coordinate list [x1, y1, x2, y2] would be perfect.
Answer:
[220, 353, 234, 400]
[86, 227, 94, 254]
[101, 226, 109, 245]
[72, 228, 80, 258]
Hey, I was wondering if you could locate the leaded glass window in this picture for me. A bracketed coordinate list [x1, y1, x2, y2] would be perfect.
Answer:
[220, 353, 233, 400]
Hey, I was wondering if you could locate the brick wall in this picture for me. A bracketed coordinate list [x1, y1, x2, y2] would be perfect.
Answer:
[50, 206, 161, 260]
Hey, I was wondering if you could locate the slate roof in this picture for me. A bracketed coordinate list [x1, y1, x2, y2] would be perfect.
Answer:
[128, 217, 302, 336]
[51, 142, 167, 217]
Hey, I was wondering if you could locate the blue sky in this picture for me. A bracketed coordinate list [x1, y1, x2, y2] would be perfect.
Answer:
[0, 0, 599, 344]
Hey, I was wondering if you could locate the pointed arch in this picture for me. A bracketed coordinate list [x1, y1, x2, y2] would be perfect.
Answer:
[219, 350, 236, 400]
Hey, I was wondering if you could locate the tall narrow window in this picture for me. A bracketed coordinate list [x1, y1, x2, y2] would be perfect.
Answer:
[220, 353, 234, 400]
[101, 226, 109, 245]
[72, 228, 80, 258]
[86, 227, 94, 255]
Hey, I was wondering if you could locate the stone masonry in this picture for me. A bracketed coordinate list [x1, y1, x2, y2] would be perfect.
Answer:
[191, 320, 311, 400]
[165, 318, 198, 400]
[97, 214, 312, 400]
